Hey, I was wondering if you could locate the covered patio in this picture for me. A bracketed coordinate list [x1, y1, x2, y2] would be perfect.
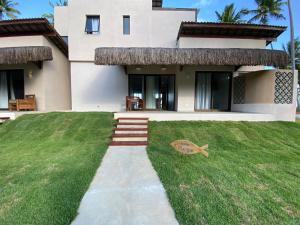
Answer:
[94, 47, 298, 121]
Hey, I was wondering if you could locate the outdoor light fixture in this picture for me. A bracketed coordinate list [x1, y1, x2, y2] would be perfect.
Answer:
[161, 66, 167, 71]
[135, 67, 142, 71]
[27, 70, 33, 79]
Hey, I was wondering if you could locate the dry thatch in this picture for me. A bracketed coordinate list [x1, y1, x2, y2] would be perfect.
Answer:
[95, 48, 288, 68]
[0, 46, 53, 64]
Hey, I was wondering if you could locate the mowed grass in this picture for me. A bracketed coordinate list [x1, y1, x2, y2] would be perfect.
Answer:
[0, 112, 113, 225]
[148, 121, 300, 225]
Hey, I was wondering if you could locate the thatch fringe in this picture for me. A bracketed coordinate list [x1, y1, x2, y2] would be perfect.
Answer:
[95, 48, 288, 68]
[0, 46, 53, 64]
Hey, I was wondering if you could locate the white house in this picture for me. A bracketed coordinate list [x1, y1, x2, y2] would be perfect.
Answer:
[0, 0, 298, 122]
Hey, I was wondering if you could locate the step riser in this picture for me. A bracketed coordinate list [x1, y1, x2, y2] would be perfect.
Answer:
[110, 142, 148, 146]
[115, 130, 148, 134]
[117, 125, 148, 129]
[113, 137, 148, 142]
[118, 120, 148, 124]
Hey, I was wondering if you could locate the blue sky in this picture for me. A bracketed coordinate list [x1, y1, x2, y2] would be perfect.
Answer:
[14, 0, 299, 50]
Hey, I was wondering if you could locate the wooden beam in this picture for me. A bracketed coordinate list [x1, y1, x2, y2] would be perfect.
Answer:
[33, 61, 43, 69]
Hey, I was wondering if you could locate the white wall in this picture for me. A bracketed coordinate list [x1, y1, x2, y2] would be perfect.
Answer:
[71, 62, 128, 111]
[54, 6, 69, 36]
[178, 37, 266, 49]
[42, 38, 71, 111]
[54, 0, 196, 61]
[0, 36, 44, 47]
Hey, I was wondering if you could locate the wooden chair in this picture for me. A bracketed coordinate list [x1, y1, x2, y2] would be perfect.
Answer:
[8, 100, 17, 111]
[16, 95, 37, 111]
[126, 96, 144, 111]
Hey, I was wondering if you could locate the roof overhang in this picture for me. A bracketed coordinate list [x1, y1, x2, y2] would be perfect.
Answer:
[95, 47, 288, 68]
[0, 46, 53, 64]
[0, 18, 68, 56]
[153, 0, 163, 7]
[178, 22, 287, 45]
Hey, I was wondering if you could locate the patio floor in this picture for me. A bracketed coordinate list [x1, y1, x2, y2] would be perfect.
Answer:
[114, 111, 276, 122]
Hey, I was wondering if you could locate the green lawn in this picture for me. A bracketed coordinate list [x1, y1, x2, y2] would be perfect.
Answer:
[148, 121, 300, 225]
[0, 112, 113, 225]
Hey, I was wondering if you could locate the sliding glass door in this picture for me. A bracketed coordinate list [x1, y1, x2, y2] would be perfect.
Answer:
[145, 76, 160, 109]
[195, 72, 231, 111]
[0, 70, 24, 109]
[128, 75, 175, 111]
[0, 71, 9, 109]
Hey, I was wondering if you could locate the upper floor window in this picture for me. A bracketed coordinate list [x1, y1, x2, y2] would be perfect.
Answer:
[85, 16, 100, 34]
[123, 16, 130, 35]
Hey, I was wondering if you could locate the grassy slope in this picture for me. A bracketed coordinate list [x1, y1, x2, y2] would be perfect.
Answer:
[148, 121, 300, 225]
[0, 112, 113, 225]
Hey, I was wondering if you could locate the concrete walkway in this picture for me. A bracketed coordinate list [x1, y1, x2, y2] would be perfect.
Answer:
[71, 146, 179, 225]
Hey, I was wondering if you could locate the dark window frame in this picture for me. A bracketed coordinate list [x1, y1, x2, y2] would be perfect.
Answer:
[123, 15, 130, 35]
[85, 15, 100, 34]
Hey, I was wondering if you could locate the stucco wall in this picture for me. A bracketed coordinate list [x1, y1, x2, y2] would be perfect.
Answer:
[71, 62, 128, 111]
[54, 6, 69, 36]
[42, 38, 71, 111]
[0, 36, 44, 47]
[178, 37, 266, 49]
[54, 0, 196, 61]
[244, 70, 275, 104]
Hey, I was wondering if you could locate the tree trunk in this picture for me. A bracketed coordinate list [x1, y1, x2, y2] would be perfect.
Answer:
[288, 0, 296, 71]
[0, 11, 3, 21]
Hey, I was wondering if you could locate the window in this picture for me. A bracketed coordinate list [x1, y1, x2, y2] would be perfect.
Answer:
[62, 36, 68, 44]
[123, 15, 130, 35]
[85, 16, 100, 34]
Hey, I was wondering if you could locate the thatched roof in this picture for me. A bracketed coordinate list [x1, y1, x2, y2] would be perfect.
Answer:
[94, 48, 288, 68]
[0, 46, 53, 64]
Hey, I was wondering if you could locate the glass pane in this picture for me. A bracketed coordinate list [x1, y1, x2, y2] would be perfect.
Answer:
[0, 71, 8, 109]
[145, 76, 159, 109]
[211, 73, 231, 111]
[195, 73, 212, 110]
[129, 75, 143, 99]
[9, 70, 24, 99]
[123, 16, 130, 35]
[86, 16, 99, 34]
[161, 76, 175, 111]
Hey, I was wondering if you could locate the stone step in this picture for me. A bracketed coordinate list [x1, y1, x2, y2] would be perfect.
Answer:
[118, 119, 148, 124]
[112, 134, 148, 142]
[117, 123, 148, 129]
[114, 128, 148, 134]
[0, 117, 10, 124]
[117, 117, 149, 124]
[110, 141, 148, 146]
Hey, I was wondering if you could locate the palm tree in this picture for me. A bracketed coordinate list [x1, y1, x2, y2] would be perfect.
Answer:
[282, 38, 300, 70]
[42, 0, 68, 24]
[248, 0, 286, 49]
[0, 0, 20, 20]
[248, 0, 286, 24]
[287, 0, 296, 73]
[215, 3, 249, 23]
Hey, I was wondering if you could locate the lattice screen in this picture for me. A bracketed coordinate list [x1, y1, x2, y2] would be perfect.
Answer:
[274, 71, 294, 104]
[233, 76, 246, 104]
